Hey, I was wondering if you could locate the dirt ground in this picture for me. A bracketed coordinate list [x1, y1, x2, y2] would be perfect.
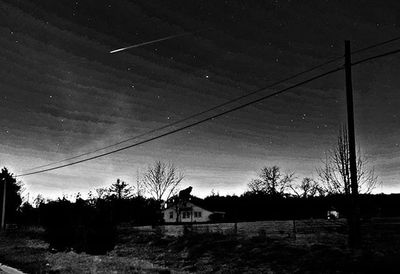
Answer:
[0, 228, 173, 273]
[0, 223, 400, 273]
[112, 227, 397, 273]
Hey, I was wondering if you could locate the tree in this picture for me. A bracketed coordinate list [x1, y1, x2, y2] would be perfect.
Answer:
[248, 165, 294, 196]
[317, 126, 378, 195]
[134, 170, 145, 197]
[142, 161, 184, 201]
[95, 188, 108, 200]
[108, 179, 133, 200]
[0, 167, 23, 223]
[33, 194, 45, 208]
[290, 177, 324, 198]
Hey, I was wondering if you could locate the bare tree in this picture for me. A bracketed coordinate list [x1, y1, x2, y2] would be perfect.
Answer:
[95, 187, 108, 199]
[109, 179, 133, 200]
[248, 165, 294, 196]
[317, 126, 378, 195]
[290, 177, 324, 198]
[142, 161, 184, 201]
[134, 170, 145, 197]
[33, 194, 45, 208]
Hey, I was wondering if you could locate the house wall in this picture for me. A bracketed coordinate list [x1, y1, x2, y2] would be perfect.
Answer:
[162, 202, 213, 223]
[163, 208, 177, 222]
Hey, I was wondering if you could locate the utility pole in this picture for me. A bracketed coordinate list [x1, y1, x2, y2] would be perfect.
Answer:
[1, 178, 6, 230]
[345, 40, 361, 248]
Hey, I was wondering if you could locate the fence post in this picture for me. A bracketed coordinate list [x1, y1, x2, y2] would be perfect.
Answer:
[292, 219, 297, 240]
[1, 179, 6, 231]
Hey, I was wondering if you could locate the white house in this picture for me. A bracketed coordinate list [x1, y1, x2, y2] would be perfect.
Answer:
[162, 197, 225, 223]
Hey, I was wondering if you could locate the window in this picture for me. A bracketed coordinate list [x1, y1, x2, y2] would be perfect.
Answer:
[169, 211, 173, 219]
[194, 211, 202, 218]
[182, 211, 191, 219]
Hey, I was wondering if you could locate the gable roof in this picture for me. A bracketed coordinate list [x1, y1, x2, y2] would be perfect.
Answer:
[163, 195, 224, 213]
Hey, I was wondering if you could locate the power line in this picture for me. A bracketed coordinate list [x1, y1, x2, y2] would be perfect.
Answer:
[16, 46, 400, 177]
[352, 36, 400, 55]
[352, 47, 400, 66]
[15, 66, 344, 177]
[18, 38, 400, 176]
[21, 35, 400, 173]
[22, 57, 343, 173]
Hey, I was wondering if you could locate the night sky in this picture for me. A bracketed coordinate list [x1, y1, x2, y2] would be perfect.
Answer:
[1, 0, 400, 199]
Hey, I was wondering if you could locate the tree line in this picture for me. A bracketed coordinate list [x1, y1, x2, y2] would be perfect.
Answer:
[0, 126, 388, 254]
[247, 127, 378, 198]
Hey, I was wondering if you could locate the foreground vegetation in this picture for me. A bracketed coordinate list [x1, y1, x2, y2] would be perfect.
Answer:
[1, 221, 400, 274]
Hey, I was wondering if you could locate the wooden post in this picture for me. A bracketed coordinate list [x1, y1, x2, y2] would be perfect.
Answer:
[292, 219, 297, 240]
[345, 40, 361, 247]
[1, 179, 6, 230]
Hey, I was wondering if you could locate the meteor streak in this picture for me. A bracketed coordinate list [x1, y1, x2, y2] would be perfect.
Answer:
[110, 29, 209, 54]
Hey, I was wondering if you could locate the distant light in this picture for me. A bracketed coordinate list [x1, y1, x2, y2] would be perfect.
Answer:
[205, 75, 209, 78]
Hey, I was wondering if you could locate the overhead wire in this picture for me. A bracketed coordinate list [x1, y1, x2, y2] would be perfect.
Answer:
[17, 38, 400, 177]
[21, 35, 400, 173]
[15, 66, 344, 177]
[21, 56, 344, 173]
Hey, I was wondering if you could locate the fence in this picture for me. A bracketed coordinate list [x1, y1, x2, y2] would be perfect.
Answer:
[120, 218, 348, 245]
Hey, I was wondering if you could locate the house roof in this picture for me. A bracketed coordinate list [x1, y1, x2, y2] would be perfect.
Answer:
[163, 195, 224, 214]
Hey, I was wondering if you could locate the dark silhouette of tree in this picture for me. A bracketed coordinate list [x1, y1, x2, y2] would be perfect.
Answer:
[18, 201, 36, 225]
[108, 179, 132, 200]
[142, 161, 184, 201]
[134, 171, 145, 197]
[33, 194, 45, 208]
[317, 126, 378, 195]
[0, 167, 22, 223]
[248, 165, 294, 196]
[290, 177, 324, 198]
[95, 187, 108, 199]
[41, 197, 115, 254]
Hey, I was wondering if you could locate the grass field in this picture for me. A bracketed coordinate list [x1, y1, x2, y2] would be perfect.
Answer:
[1, 219, 400, 273]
